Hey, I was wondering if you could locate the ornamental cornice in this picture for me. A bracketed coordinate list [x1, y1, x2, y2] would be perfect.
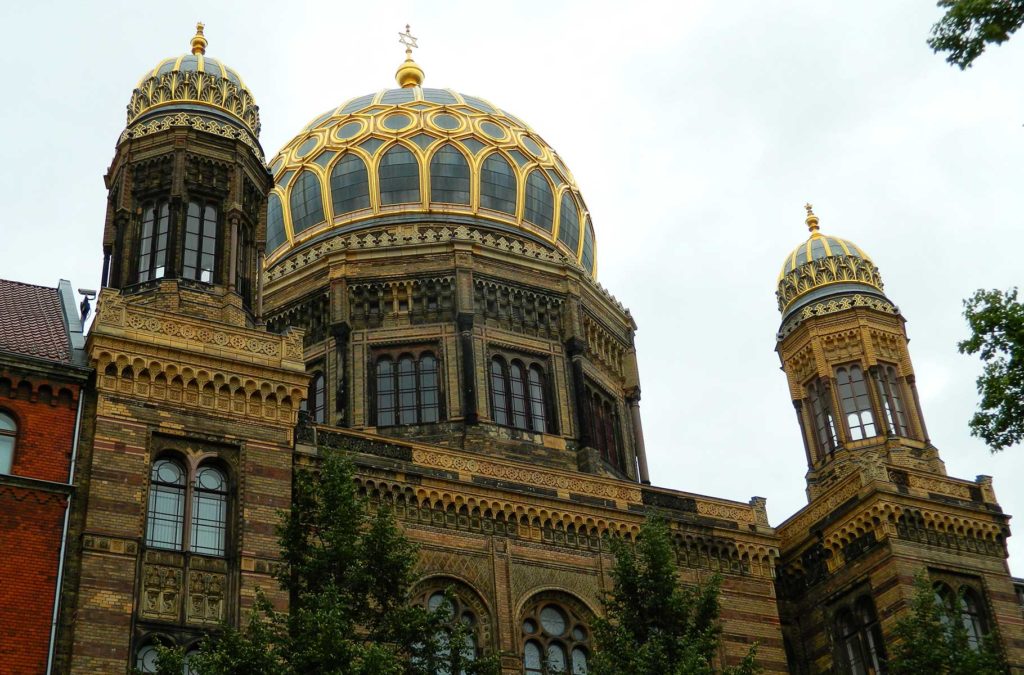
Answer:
[778, 293, 900, 339]
[776, 254, 885, 314]
[128, 69, 261, 136]
[120, 110, 264, 162]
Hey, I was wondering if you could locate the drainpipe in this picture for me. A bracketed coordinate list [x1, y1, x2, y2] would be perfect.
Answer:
[46, 389, 84, 674]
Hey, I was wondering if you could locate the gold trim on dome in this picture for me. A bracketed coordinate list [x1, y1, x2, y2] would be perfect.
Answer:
[776, 253, 885, 314]
[265, 87, 594, 275]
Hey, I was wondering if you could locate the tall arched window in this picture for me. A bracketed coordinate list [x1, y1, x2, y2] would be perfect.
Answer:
[266, 193, 286, 253]
[490, 356, 550, 433]
[480, 153, 517, 214]
[191, 465, 228, 556]
[146, 457, 229, 556]
[290, 170, 326, 235]
[587, 384, 622, 470]
[875, 365, 909, 437]
[374, 351, 443, 427]
[0, 411, 16, 474]
[430, 143, 471, 205]
[521, 597, 591, 675]
[330, 153, 370, 215]
[835, 365, 876, 441]
[557, 192, 580, 254]
[807, 378, 838, 456]
[835, 597, 885, 675]
[308, 371, 326, 423]
[183, 202, 218, 283]
[524, 170, 554, 232]
[379, 145, 421, 205]
[581, 217, 596, 274]
[146, 458, 186, 550]
[137, 202, 170, 282]
[936, 583, 989, 650]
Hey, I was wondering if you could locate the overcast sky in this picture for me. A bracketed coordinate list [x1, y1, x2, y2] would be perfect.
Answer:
[2, 1, 1021, 575]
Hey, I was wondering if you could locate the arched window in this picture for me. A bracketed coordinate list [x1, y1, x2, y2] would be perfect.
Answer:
[490, 356, 550, 433]
[266, 193, 286, 253]
[146, 457, 229, 556]
[430, 143, 470, 204]
[137, 202, 170, 282]
[290, 170, 326, 235]
[146, 458, 187, 550]
[0, 411, 16, 474]
[558, 192, 580, 254]
[136, 643, 160, 673]
[330, 153, 370, 215]
[807, 378, 838, 456]
[524, 170, 554, 232]
[379, 145, 421, 205]
[587, 384, 622, 470]
[581, 217, 596, 273]
[490, 357, 509, 426]
[480, 153, 517, 214]
[521, 598, 591, 675]
[835, 365, 876, 441]
[191, 465, 228, 556]
[373, 351, 443, 427]
[183, 202, 218, 283]
[875, 365, 909, 437]
[834, 596, 886, 675]
[960, 587, 988, 648]
[309, 371, 326, 423]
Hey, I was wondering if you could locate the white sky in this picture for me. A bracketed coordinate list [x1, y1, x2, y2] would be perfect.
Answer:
[1, 1, 1021, 575]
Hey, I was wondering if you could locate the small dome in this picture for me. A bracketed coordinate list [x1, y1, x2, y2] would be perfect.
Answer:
[776, 206, 886, 321]
[264, 85, 597, 276]
[121, 24, 261, 156]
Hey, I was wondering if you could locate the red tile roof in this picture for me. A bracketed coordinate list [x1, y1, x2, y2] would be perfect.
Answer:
[0, 279, 72, 364]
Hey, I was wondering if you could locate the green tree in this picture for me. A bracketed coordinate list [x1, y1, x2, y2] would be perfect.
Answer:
[888, 571, 1006, 674]
[152, 450, 499, 675]
[591, 517, 758, 675]
[958, 287, 1024, 452]
[928, 0, 1024, 69]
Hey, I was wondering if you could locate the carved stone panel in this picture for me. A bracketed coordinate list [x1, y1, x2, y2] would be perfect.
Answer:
[141, 564, 182, 621]
[186, 570, 226, 625]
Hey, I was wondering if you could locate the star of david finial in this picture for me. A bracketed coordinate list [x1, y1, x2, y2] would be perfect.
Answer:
[399, 24, 418, 57]
[804, 202, 820, 233]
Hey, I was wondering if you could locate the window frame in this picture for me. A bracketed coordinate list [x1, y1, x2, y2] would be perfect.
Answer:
[0, 410, 17, 475]
[488, 353, 554, 434]
[806, 377, 839, 458]
[371, 347, 444, 428]
[144, 453, 232, 558]
[136, 201, 170, 283]
[520, 594, 593, 675]
[832, 594, 886, 675]
[585, 381, 623, 471]
[873, 364, 909, 438]
[834, 364, 878, 442]
[182, 200, 219, 283]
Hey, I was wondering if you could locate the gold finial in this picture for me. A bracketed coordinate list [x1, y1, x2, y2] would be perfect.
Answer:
[804, 202, 820, 234]
[395, 24, 424, 88]
[191, 22, 207, 56]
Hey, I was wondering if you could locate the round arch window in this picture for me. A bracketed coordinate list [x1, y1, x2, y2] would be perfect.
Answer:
[521, 596, 592, 674]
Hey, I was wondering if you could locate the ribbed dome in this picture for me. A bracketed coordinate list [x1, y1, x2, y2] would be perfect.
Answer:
[120, 24, 262, 157]
[776, 208, 886, 321]
[264, 86, 597, 276]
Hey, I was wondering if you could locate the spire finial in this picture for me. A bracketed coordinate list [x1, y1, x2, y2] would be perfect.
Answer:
[395, 24, 424, 87]
[804, 202, 820, 234]
[191, 22, 207, 56]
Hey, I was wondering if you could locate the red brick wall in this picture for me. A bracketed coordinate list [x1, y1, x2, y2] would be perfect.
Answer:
[0, 376, 79, 674]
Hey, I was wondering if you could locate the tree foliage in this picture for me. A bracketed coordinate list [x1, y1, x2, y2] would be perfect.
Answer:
[888, 571, 1006, 675]
[591, 517, 758, 675]
[152, 450, 499, 675]
[928, 0, 1024, 69]
[957, 287, 1024, 452]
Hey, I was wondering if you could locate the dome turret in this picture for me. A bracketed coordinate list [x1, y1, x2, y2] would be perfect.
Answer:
[119, 23, 262, 159]
[776, 205, 889, 328]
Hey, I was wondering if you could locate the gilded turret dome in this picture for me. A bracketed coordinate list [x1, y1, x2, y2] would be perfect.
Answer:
[776, 205, 889, 325]
[120, 24, 262, 158]
[264, 51, 597, 276]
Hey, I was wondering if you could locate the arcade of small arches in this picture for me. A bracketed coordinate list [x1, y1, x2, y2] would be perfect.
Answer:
[354, 476, 778, 575]
[0, 377, 78, 408]
[94, 352, 305, 423]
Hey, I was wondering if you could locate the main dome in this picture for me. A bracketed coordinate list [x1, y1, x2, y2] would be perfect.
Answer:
[265, 84, 597, 276]
[120, 24, 262, 158]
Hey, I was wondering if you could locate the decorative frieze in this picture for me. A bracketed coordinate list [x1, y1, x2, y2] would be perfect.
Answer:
[141, 564, 182, 621]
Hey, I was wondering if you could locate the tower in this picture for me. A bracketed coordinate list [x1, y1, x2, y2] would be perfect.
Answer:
[773, 207, 1023, 673]
[59, 26, 308, 673]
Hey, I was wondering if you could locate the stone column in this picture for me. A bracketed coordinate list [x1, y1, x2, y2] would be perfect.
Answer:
[566, 337, 592, 448]
[626, 389, 651, 484]
[906, 374, 930, 443]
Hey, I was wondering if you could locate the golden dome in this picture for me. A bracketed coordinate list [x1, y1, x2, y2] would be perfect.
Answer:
[122, 23, 261, 156]
[776, 205, 886, 319]
[265, 86, 597, 276]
